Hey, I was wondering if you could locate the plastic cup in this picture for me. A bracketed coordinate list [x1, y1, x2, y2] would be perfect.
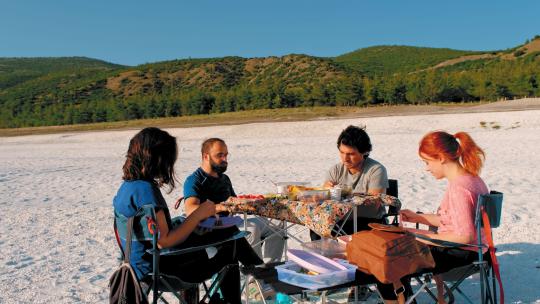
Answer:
[339, 184, 353, 198]
[330, 187, 342, 201]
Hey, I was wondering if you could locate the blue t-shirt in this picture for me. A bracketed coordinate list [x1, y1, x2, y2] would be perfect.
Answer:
[113, 180, 170, 279]
[183, 167, 236, 204]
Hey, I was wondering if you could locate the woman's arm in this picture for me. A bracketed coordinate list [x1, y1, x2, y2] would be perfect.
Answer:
[417, 231, 475, 245]
[400, 209, 441, 227]
[155, 201, 216, 248]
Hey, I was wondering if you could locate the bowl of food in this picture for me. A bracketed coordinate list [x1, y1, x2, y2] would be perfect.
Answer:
[275, 182, 309, 194]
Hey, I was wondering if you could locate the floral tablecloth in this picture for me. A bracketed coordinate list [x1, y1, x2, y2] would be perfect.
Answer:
[222, 194, 400, 237]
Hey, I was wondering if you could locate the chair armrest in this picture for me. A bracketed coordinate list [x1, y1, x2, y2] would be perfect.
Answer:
[149, 230, 250, 256]
[412, 233, 486, 249]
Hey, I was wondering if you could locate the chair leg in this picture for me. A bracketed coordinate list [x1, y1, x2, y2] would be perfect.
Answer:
[479, 263, 498, 304]
[491, 268, 498, 304]
[251, 277, 269, 304]
[158, 278, 189, 304]
[243, 274, 251, 304]
[183, 288, 199, 304]
[413, 275, 438, 302]
[199, 264, 234, 303]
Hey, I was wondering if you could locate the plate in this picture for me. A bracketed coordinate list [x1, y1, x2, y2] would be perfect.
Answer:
[198, 216, 243, 229]
[286, 249, 347, 274]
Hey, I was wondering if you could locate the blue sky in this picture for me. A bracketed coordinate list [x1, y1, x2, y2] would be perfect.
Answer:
[1, 0, 539, 66]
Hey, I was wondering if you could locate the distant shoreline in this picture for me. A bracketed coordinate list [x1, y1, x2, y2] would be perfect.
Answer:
[1, 98, 539, 137]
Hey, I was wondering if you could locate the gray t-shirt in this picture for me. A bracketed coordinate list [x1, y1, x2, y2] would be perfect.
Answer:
[325, 157, 389, 194]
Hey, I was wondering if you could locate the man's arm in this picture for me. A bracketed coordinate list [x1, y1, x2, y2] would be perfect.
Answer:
[323, 165, 338, 188]
[367, 164, 388, 195]
[183, 173, 203, 216]
[184, 196, 201, 216]
[367, 188, 385, 195]
[323, 180, 335, 188]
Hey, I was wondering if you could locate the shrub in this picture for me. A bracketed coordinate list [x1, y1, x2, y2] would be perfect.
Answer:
[514, 49, 526, 57]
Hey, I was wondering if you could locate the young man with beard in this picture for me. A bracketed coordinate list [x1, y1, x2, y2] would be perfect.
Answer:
[183, 138, 285, 264]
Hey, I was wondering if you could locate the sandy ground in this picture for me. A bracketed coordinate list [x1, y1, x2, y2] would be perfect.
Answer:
[1, 107, 539, 303]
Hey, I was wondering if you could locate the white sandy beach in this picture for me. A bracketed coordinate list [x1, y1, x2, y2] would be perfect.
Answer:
[1, 109, 539, 303]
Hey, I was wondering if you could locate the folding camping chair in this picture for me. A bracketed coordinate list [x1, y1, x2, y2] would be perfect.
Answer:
[114, 204, 248, 304]
[383, 179, 399, 225]
[409, 191, 505, 304]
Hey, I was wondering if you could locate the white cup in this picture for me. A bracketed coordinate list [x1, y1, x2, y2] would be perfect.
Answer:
[276, 184, 287, 194]
[330, 187, 342, 201]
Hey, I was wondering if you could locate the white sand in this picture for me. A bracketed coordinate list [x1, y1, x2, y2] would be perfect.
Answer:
[1, 109, 539, 303]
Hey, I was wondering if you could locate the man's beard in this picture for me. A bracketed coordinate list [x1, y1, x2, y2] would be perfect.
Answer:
[210, 159, 228, 174]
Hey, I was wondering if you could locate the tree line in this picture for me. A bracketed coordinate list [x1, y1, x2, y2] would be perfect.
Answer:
[1, 52, 539, 128]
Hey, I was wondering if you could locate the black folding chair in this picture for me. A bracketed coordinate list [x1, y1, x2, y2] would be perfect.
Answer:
[409, 191, 504, 304]
[114, 205, 248, 304]
[383, 179, 400, 225]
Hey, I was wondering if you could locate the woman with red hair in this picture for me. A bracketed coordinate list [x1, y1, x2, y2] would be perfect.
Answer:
[400, 131, 489, 303]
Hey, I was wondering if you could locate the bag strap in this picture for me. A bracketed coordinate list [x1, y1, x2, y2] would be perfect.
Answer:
[368, 222, 407, 233]
[123, 217, 135, 264]
[481, 206, 504, 304]
[412, 233, 484, 249]
[393, 282, 406, 304]
[369, 222, 486, 249]
[113, 217, 124, 259]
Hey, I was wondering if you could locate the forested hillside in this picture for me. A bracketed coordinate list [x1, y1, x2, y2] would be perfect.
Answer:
[334, 45, 478, 75]
[1, 37, 539, 128]
[0, 57, 123, 90]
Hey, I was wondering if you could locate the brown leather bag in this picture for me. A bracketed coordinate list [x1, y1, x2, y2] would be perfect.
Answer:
[346, 224, 435, 285]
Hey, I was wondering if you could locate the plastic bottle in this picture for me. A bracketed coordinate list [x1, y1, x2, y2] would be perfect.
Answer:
[275, 292, 292, 304]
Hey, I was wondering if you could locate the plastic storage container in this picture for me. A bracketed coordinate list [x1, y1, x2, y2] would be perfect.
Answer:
[276, 259, 356, 290]
[301, 238, 347, 259]
[275, 182, 309, 194]
[296, 189, 330, 202]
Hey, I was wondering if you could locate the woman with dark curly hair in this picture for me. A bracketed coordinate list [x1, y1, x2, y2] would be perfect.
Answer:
[113, 127, 262, 303]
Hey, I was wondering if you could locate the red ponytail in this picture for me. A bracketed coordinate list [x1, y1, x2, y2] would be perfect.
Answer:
[419, 131, 485, 176]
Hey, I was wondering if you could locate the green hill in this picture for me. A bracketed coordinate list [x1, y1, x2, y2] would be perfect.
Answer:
[1, 37, 539, 129]
[0, 57, 124, 90]
[334, 45, 478, 75]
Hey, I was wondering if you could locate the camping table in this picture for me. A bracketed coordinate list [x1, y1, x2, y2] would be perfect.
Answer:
[224, 195, 401, 303]
[222, 194, 400, 238]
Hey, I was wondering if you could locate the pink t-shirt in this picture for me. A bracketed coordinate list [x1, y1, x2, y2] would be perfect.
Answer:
[437, 174, 489, 250]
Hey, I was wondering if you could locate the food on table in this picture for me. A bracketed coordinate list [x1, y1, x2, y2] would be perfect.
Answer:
[297, 267, 319, 276]
[264, 193, 288, 199]
[287, 186, 329, 201]
[237, 194, 265, 199]
[297, 190, 330, 202]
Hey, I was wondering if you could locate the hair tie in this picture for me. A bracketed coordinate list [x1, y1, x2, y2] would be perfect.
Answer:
[452, 133, 462, 159]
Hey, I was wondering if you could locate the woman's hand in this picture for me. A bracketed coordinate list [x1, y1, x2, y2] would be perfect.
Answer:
[193, 200, 216, 221]
[400, 209, 419, 223]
